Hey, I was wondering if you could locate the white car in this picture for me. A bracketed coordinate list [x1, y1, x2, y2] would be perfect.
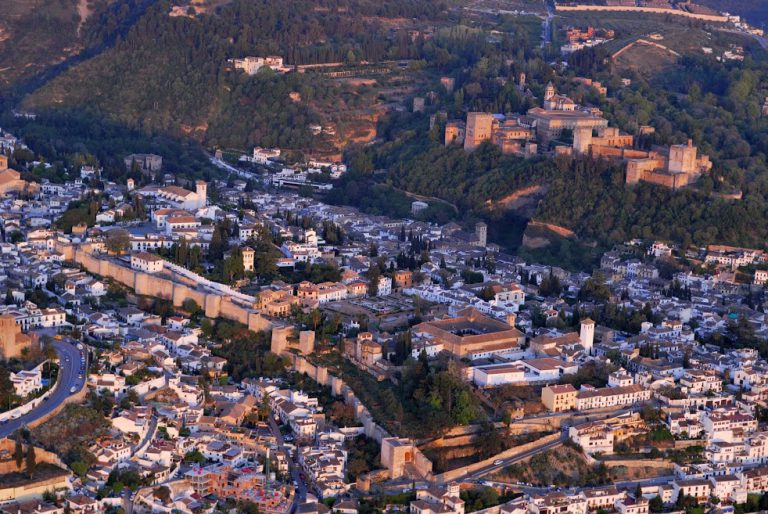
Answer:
[493, 459, 503, 466]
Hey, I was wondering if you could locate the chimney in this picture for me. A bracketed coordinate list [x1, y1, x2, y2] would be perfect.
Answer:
[506, 313, 517, 327]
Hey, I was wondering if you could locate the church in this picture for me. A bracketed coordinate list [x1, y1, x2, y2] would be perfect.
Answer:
[136, 180, 208, 210]
[0, 155, 36, 195]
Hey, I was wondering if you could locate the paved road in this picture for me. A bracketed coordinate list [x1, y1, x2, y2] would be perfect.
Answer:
[716, 27, 768, 50]
[542, 0, 555, 47]
[463, 435, 565, 481]
[460, 407, 639, 482]
[132, 415, 159, 456]
[269, 416, 308, 509]
[0, 339, 87, 438]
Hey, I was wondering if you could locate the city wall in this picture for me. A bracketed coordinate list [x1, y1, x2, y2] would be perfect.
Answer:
[289, 354, 434, 479]
[0, 441, 72, 503]
[56, 242, 271, 333]
[598, 457, 675, 471]
[555, 4, 728, 22]
[0, 441, 69, 474]
[0, 474, 71, 503]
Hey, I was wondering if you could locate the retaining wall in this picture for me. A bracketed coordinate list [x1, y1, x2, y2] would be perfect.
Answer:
[555, 4, 728, 22]
[434, 433, 562, 484]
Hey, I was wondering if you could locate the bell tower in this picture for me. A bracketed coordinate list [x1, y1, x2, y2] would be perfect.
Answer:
[195, 180, 207, 208]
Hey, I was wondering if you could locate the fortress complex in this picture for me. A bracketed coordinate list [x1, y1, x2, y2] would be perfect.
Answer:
[444, 80, 709, 189]
[625, 139, 712, 189]
[447, 113, 536, 156]
[447, 81, 606, 152]
[575, 128, 712, 189]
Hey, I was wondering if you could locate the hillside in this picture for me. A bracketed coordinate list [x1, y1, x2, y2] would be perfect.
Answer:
[19, 0, 452, 157]
[553, 10, 762, 77]
[0, 0, 101, 90]
[0, 0, 162, 98]
[328, 48, 768, 268]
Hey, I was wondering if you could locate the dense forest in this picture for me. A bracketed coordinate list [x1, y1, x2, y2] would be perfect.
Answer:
[600, 56, 768, 193]
[336, 136, 768, 253]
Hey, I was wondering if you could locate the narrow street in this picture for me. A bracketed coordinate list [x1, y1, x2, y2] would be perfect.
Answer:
[269, 415, 309, 511]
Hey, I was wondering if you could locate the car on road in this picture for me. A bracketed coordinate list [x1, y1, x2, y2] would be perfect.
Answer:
[493, 459, 503, 466]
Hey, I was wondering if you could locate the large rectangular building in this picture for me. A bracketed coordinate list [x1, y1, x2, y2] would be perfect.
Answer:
[526, 107, 609, 143]
[412, 307, 524, 359]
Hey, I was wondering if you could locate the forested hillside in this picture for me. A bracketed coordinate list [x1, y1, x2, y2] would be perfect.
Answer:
[20, 0, 453, 154]
[6, 0, 768, 271]
[0, 0, 158, 96]
[0, 0, 104, 90]
[338, 136, 768, 250]
[330, 52, 768, 263]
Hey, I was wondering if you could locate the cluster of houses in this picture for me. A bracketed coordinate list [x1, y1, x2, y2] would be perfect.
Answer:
[5, 118, 768, 514]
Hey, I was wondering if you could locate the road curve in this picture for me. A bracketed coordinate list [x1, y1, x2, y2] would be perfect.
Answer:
[0, 339, 87, 439]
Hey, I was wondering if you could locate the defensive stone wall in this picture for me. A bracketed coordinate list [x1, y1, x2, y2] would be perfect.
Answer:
[287, 354, 433, 479]
[56, 242, 271, 333]
[555, 4, 728, 22]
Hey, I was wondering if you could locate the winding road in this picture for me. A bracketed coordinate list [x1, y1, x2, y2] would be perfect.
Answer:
[0, 338, 87, 438]
[542, 0, 555, 47]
